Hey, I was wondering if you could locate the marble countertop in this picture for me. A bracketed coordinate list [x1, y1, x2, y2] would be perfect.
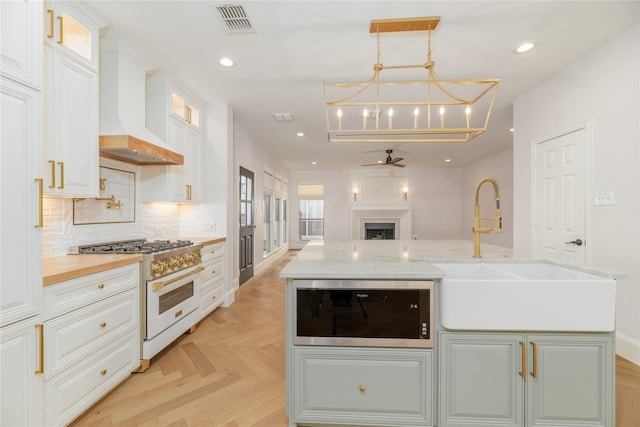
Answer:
[280, 240, 513, 280]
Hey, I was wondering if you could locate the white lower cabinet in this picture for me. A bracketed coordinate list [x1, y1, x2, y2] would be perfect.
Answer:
[439, 332, 614, 427]
[199, 241, 225, 318]
[292, 346, 434, 426]
[0, 317, 45, 427]
[42, 263, 140, 426]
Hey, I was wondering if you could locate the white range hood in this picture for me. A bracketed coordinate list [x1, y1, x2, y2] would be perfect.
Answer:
[99, 36, 183, 165]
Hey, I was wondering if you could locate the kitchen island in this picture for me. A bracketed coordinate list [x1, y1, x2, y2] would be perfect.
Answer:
[281, 240, 616, 427]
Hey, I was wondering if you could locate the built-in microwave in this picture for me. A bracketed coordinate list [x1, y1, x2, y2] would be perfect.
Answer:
[293, 279, 434, 348]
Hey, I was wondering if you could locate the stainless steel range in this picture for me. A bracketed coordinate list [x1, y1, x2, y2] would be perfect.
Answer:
[74, 239, 203, 371]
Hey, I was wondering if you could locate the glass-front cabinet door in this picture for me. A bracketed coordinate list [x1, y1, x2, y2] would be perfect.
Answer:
[44, 1, 102, 70]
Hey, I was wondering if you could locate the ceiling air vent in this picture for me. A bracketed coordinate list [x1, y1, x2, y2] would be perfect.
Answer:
[272, 113, 294, 122]
[215, 4, 255, 34]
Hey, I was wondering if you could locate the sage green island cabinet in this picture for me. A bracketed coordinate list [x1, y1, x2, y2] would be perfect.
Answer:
[439, 332, 614, 427]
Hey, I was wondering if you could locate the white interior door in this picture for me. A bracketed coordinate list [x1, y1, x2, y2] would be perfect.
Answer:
[533, 126, 588, 264]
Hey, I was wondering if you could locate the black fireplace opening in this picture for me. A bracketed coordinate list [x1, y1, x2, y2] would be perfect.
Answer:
[365, 222, 395, 240]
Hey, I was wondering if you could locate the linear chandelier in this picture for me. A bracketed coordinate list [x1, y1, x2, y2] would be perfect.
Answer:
[324, 17, 500, 143]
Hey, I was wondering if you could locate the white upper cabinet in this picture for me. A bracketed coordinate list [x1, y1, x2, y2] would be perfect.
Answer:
[142, 73, 203, 203]
[43, 0, 102, 71]
[42, 2, 104, 197]
[0, 0, 42, 89]
[147, 73, 202, 140]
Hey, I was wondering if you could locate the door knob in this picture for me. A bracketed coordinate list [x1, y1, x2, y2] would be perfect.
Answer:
[565, 239, 583, 246]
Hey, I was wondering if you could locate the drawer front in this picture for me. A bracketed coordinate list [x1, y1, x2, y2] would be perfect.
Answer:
[293, 347, 433, 426]
[200, 259, 223, 282]
[200, 282, 224, 317]
[44, 330, 139, 427]
[201, 242, 225, 264]
[44, 289, 138, 379]
[43, 263, 139, 320]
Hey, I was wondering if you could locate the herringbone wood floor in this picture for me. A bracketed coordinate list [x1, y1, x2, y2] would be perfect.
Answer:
[71, 250, 639, 427]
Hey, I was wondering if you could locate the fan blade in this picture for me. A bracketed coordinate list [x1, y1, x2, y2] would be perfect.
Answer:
[389, 157, 404, 163]
[362, 163, 383, 167]
[392, 163, 406, 168]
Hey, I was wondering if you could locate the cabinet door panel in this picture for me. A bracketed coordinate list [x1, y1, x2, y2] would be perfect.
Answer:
[0, 80, 42, 326]
[49, 53, 98, 196]
[0, 317, 44, 426]
[439, 333, 523, 427]
[527, 335, 613, 427]
[0, 0, 42, 88]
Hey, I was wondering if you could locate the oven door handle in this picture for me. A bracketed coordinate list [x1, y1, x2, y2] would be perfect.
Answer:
[152, 266, 205, 292]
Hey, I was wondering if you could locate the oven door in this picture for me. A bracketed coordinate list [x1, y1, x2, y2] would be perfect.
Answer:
[293, 279, 434, 348]
[145, 266, 203, 339]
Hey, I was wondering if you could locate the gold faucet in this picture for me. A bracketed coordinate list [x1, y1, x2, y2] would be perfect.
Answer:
[472, 177, 502, 258]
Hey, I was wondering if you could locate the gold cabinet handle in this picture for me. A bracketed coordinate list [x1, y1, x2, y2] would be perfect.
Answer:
[530, 341, 537, 378]
[185, 184, 192, 201]
[34, 178, 43, 228]
[98, 283, 105, 289]
[57, 162, 64, 189]
[186, 106, 192, 123]
[48, 160, 56, 188]
[100, 369, 107, 376]
[99, 322, 107, 328]
[35, 324, 44, 374]
[46, 9, 55, 39]
[359, 385, 366, 393]
[518, 341, 526, 379]
[57, 15, 63, 44]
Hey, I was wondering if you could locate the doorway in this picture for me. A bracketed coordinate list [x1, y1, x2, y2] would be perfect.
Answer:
[239, 166, 255, 285]
[533, 124, 590, 265]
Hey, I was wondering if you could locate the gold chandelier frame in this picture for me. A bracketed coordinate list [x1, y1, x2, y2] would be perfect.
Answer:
[324, 17, 500, 143]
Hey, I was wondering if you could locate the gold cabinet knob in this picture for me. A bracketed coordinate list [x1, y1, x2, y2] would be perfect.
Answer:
[99, 322, 107, 328]
[101, 369, 107, 376]
[359, 385, 366, 393]
[98, 283, 105, 289]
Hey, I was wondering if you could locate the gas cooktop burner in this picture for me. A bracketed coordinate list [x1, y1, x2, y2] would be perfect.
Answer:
[75, 239, 195, 255]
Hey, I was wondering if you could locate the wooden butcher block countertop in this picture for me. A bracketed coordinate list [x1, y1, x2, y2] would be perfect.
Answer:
[43, 254, 143, 286]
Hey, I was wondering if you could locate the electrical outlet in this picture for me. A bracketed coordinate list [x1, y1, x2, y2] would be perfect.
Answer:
[594, 191, 615, 206]
[202, 223, 216, 232]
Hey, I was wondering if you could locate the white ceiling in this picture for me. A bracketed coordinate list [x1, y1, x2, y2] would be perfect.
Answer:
[86, 1, 639, 170]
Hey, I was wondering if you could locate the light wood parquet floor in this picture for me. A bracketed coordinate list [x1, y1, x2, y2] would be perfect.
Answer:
[71, 250, 640, 427]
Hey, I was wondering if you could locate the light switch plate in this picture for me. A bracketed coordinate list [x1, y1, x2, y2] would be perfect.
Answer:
[594, 191, 615, 206]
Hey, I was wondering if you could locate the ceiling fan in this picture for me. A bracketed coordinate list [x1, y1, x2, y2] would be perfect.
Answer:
[362, 149, 406, 168]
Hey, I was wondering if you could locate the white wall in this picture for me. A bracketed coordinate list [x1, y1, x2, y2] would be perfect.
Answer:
[288, 167, 467, 243]
[461, 149, 514, 248]
[513, 25, 640, 363]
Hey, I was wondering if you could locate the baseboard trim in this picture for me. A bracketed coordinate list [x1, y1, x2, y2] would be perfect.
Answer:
[616, 331, 640, 366]
[255, 245, 289, 275]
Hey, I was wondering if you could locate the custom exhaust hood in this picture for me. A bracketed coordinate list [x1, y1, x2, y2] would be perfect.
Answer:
[99, 36, 183, 166]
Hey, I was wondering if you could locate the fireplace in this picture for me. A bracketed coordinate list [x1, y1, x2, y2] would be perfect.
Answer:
[365, 222, 395, 240]
[351, 208, 412, 240]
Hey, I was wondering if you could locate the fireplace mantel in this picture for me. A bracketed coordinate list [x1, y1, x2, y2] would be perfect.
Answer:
[351, 207, 412, 240]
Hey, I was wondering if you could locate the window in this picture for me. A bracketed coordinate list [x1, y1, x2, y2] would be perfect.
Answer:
[263, 193, 271, 255]
[275, 196, 281, 248]
[283, 199, 288, 244]
[299, 199, 324, 240]
[297, 182, 324, 241]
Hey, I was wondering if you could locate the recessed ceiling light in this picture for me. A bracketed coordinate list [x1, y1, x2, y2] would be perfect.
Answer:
[219, 57, 235, 67]
[311, 161, 317, 165]
[297, 132, 304, 137]
[510, 128, 514, 132]
[514, 42, 535, 54]
[445, 158, 451, 163]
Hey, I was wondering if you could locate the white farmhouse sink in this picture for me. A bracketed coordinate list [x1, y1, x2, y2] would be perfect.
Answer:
[435, 262, 616, 332]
